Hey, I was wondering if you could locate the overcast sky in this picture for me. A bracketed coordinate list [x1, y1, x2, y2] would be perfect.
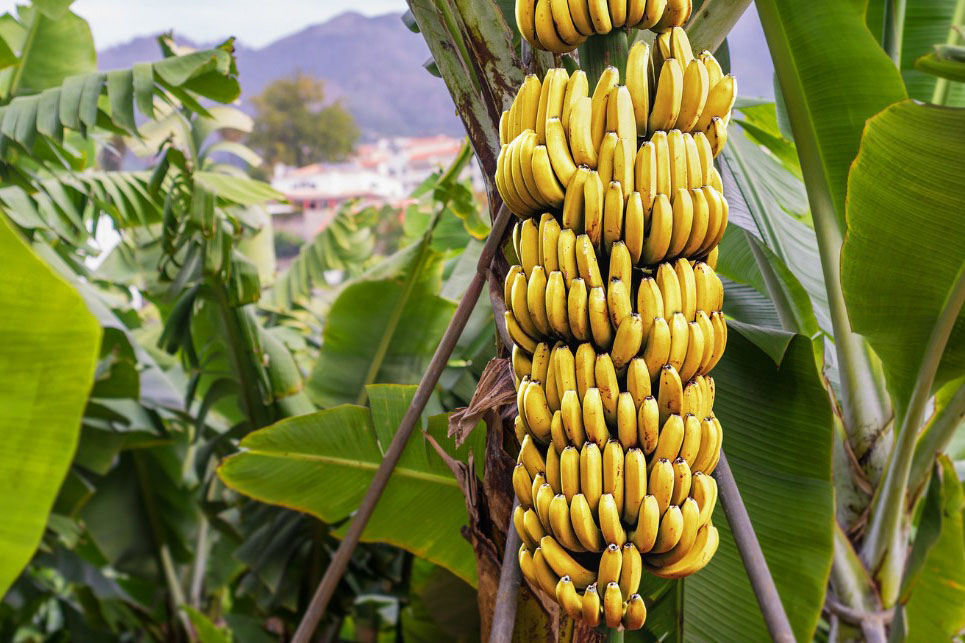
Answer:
[0, 0, 404, 48]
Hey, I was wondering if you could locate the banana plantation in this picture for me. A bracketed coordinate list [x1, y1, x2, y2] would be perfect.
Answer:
[1, 0, 964, 641]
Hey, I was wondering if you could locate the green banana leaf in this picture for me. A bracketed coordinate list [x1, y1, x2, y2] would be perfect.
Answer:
[866, 0, 965, 105]
[306, 240, 456, 408]
[755, 0, 906, 231]
[685, 326, 834, 641]
[0, 214, 101, 596]
[900, 456, 965, 640]
[841, 101, 965, 414]
[218, 384, 485, 586]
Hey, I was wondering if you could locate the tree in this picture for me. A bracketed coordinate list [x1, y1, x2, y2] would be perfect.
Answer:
[248, 72, 359, 167]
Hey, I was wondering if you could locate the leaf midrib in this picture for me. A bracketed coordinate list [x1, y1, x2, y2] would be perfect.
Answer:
[239, 447, 459, 488]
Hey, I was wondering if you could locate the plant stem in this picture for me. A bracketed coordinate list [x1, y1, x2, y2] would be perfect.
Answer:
[931, 0, 965, 105]
[607, 628, 625, 642]
[488, 499, 522, 643]
[882, 0, 907, 67]
[7, 15, 39, 98]
[907, 381, 965, 499]
[828, 522, 886, 643]
[212, 286, 271, 430]
[860, 264, 965, 606]
[685, 0, 753, 54]
[290, 205, 513, 643]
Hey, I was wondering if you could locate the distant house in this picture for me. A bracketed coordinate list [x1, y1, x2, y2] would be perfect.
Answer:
[270, 135, 484, 240]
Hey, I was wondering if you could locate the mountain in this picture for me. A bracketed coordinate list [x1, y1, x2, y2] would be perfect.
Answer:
[97, 12, 464, 139]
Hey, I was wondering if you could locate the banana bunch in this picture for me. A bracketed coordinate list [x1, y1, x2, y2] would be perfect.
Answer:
[516, 0, 694, 53]
[497, 20, 735, 632]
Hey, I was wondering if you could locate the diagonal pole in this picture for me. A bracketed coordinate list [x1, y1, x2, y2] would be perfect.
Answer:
[291, 204, 513, 643]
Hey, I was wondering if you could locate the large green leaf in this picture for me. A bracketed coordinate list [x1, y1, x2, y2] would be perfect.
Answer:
[218, 384, 484, 586]
[306, 242, 456, 408]
[901, 456, 965, 640]
[755, 0, 906, 231]
[686, 327, 834, 641]
[0, 213, 101, 596]
[841, 101, 965, 413]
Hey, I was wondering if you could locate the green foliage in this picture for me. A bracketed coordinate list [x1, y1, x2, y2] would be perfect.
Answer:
[0, 215, 100, 596]
[248, 73, 359, 167]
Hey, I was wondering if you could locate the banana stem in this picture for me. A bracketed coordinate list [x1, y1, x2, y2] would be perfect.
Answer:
[290, 205, 514, 643]
[882, 0, 907, 68]
[931, 0, 965, 105]
[860, 264, 965, 605]
[907, 381, 965, 500]
[685, 0, 753, 54]
[489, 499, 523, 643]
[578, 30, 629, 87]
[607, 628, 625, 642]
[713, 452, 795, 643]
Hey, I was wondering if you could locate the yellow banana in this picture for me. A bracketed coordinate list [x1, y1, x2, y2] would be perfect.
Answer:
[554, 344, 577, 398]
[649, 458, 674, 515]
[549, 493, 585, 551]
[576, 234, 604, 288]
[656, 262, 682, 317]
[557, 228, 579, 285]
[544, 117, 577, 188]
[708, 165, 723, 193]
[699, 188, 722, 259]
[667, 129, 688, 194]
[584, 171, 605, 252]
[654, 413, 684, 462]
[683, 132, 703, 188]
[597, 132, 617, 187]
[532, 546, 562, 595]
[607, 278, 632, 329]
[527, 265, 551, 336]
[697, 374, 714, 418]
[568, 96, 597, 168]
[652, 504, 683, 553]
[510, 134, 541, 213]
[535, 0, 574, 54]
[692, 417, 719, 473]
[575, 342, 596, 400]
[641, 193, 673, 265]
[693, 261, 717, 316]
[648, 521, 719, 579]
[649, 496, 699, 566]
[519, 217, 540, 278]
[539, 213, 560, 272]
[560, 389, 587, 446]
[667, 312, 689, 373]
[504, 264, 523, 309]
[693, 130, 714, 182]
[599, 493, 627, 546]
[604, 582, 624, 628]
[561, 165, 588, 232]
[603, 439, 626, 516]
[598, 543, 623, 587]
[571, 493, 604, 551]
[675, 257, 697, 321]
[530, 342, 551, 383]
[612, 314, 644, 371]
[607, 84, 636, 141]
[587, 0, 614, 33]
[516, 0, 538, 49]
[531, 145, 566, 207]
[588, 286, 613, 351]
[670, 457, 692, 506]
[567, 278, 592, 342]
[544, 346, 561, 412]
[624, 593, 647, 630]
[546, 271, 571, 340]
[669, 26, 694, 66]
[518, 543, 539, 590]
[512, 343, 532, 383]
[707, 311, 727, 372]
[524, 379, 554, 441]
[561, 68, 589, 131]
[627, 358, 652, 406]
[614, 137, 634, 194]
[624, 447, 647, 523]
[642, 316, 672, 376]
[516, 74, 543, 136]
[638, 0, 667, 28]
[549, 0, 584, 46]
[620, 542, 643, 598]
[631, 494, 660, 552]
[499, 109, 510, 146]
[626, 0, 647, 27]
[550, 410, 567, 453]
[603, 181, 625, 252]
[568, 0, 595, 36]
[515, 504, 537, 550]
[654, 0, 693, 31]
[591, 66, 620, 150]
[705, 115, 728, 158]
[582, 387, 609, 449]
[707, 246, 719, 269]
[609, 0, 628, 27]
[609, 241, 633, 284]
[635, 141, 657, 210]
[626, 41, 650, 137]
[560, 444, 581, 502]
[511, 270, 540, 338]
[677, 59, 708, 134]
[556, 576, 585, 620]
[699, 50, 723, 87]
[679, 413, 702, 467]
[541, 534, 597, 587]
[667, 188, 694, 259]
[678, 321, 704, 382]
[707, 416, 723, 473]
[624, 192, 646, 264]
[649, 58, 683, 134]
[514, 463, 535, 508]
[636, 277, 664, 339]
[617, 391, 639, 449]
[580, 441, 603, 512]
[535, 480, 554, 531]
[546, 442, 562, 494]
[696, 74, 737, 132]
[595, 352, 620, 424]
[519, 132, 546, 208]
[582, 583, 602, 627]
[691, 471, 718, 526]
[638, 395, 660, 455]
[682, 378, 701, 418]
[706, 185, 728, 251]
[505, 310, 538, 353]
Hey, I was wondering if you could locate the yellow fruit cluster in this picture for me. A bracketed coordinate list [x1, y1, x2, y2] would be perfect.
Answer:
[516, 0, 694, 53]
[498, 27, 732, 631]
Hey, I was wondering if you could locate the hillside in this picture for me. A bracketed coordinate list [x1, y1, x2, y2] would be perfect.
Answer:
[97, 12, 465, 139]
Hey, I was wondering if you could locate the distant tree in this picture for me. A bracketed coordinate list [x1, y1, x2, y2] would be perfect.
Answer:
[249, 73, 359, 168]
